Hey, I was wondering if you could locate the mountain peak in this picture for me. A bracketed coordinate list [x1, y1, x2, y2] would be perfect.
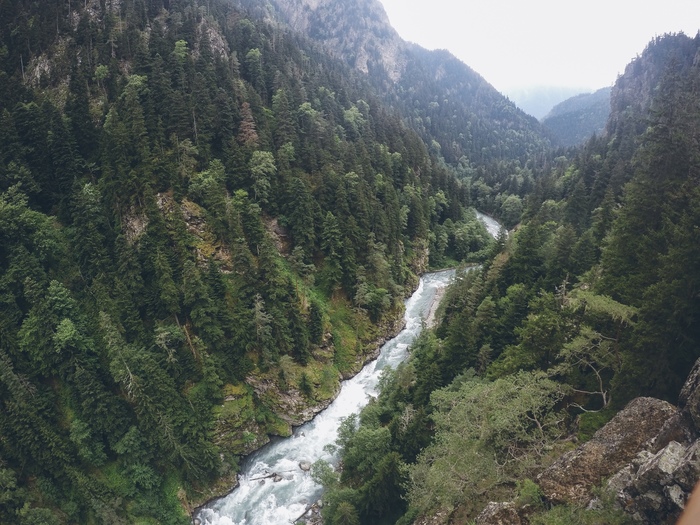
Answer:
[265, 0, 550, 164]
[271, 0, 406, 81]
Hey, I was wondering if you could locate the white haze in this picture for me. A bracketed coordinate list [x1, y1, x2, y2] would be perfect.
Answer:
[378, 0, 700, 98]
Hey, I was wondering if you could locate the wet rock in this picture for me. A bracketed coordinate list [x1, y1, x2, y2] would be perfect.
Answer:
[475, 501, 522, 525]
[538, 397, 678, 504]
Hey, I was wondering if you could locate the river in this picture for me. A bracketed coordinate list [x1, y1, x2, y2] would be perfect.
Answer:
[196, 210, 501, 525]
[475, 210, 502, 238]
[195, 270, 456, 525]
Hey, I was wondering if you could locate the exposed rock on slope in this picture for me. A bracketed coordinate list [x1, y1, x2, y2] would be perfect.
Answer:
[269, 0, 407, 81]
[261, 0, 550, 164]
[537, 397, 678, 504]
[606, 33, 700, 138]
[478, 358, 700, 525]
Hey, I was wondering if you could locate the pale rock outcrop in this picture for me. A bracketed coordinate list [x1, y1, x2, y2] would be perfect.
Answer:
[474, 501, 524, 525]
[615, 441, 690, 523]
[439, 361, 700, 524]
[537, 397, 678, 504]
[537, 357, 700, 524]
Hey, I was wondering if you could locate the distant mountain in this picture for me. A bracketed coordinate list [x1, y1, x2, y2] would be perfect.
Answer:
[507, 86, 592, 119]
[541, 87, 611, 147]
[262, 0, 551, 166]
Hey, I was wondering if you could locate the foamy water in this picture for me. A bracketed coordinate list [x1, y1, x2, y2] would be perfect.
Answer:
[195, 270, 456, 525]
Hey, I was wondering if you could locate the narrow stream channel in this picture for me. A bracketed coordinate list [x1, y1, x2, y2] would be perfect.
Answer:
[196, 270, 455, 525]
[476, 210, 502, 238]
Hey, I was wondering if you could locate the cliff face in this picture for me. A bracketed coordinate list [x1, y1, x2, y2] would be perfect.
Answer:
[606, 32, 700, 138]
[271, 0, 407, 81]
[476, 359, 700, 525]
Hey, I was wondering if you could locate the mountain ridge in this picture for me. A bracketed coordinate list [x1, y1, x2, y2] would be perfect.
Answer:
[541, 87, 611, 147]
[258, 0, 551, 165]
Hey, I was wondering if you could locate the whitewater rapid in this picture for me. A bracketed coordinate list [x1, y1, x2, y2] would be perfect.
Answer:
[195, 269, 455, 525]
[476, 210, 502, 238]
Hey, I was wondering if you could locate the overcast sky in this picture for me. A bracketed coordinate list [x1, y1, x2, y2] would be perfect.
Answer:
[377, 0, 700, 97]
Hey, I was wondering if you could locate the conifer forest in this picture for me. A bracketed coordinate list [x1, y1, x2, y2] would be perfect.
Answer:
[0, 1, 698, 524]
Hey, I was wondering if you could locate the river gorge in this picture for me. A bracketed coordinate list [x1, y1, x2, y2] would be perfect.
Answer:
[195, 213, 501, 525]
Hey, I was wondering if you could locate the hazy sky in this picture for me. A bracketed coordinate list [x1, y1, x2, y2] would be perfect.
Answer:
[377, 0, 700, 96]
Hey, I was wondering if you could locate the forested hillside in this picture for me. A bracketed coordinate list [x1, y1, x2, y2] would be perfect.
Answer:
[316, 32, 700, 525]
[262, 0, 552, 166]
[2, 0, 697, 523]
[0, 0, 497, 523]
[542, 87, 611, 147]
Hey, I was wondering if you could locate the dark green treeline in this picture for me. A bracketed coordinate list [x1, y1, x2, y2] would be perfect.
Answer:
[0, 0, 495, 523]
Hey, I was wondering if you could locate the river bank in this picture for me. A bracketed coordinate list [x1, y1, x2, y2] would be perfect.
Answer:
[188, 271, 452, 518]
[187, 309, 407, 516]
[194, 270, 456, 525]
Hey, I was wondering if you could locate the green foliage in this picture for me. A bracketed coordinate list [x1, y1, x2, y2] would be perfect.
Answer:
[515, 479, 544, 508]
[1, 1, 697, 524]
[529, 501, 633, 525]
[576, 409, 617, 442]
[407, 372, 566, 518]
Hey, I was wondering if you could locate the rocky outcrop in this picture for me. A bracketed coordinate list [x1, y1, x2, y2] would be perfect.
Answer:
[607, 33, 700, 138]
[613, 441, 693, 524]
[476, 358, 700, 525]
[678, 357, 700, 434]
[474, 502, 524, 525]
[603, 358, 700, 524]
[537, 397, 678, 504]
[539, 357, 700, 524]
[270, 0, 408, 81]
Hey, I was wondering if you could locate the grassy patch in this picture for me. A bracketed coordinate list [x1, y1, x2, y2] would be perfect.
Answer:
[529, 503, 633, 525]
[576, 408, 616, 442]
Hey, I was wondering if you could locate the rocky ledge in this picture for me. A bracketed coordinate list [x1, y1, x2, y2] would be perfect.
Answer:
[477, 358, 700, 525]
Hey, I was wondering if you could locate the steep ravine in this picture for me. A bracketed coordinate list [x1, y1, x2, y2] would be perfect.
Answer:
[191, 212, 501, 524]
[195, 270, 457, 525]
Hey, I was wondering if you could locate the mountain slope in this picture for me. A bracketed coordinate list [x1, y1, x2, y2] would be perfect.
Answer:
[311, 31, 700, 525]
[542, 87, 611, 147]
[264, 0, 551, 166]
[508, 85, 593, 120]
[0, 0, 502, 523]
